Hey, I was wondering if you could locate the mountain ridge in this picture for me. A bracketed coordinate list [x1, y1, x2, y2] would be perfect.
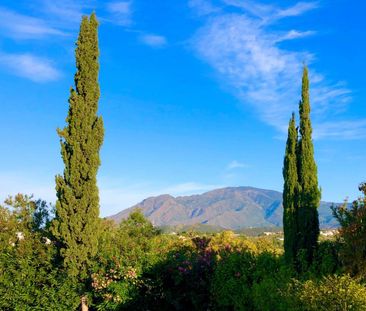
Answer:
[108, 186, 340, 229]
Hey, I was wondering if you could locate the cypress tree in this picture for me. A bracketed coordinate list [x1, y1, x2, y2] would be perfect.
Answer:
[296, 66, 321, 264]
[52, 13, 104, 279]
[283, 113, 299, 263]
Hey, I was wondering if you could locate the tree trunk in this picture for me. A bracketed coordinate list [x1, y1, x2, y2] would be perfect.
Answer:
[81, 296, 88, 311]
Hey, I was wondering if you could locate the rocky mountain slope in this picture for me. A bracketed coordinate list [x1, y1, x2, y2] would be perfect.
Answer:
[108, 186, 339, 229]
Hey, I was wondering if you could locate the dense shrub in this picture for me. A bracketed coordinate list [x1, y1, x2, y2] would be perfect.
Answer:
[309, 240, 341, 276]
[211, 248, 289, 311]
[2, 199, 365, 311]
[332, 183, 366, 277]
[0, 241, 79, 310]
[0, 195, 79, 310]
[253, 274, 366, 311]
[294, 275, 366, 311]
[252, 266, 295, 311]
[92, 210, 163, 310]
[211, 249, 256, 310]
[130, 236, 215, 310]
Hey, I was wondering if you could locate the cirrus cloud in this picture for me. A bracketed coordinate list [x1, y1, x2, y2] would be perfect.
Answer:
[139, 34, 167, 47]
[106, 1, 133, 26]
[0, 7, 66, 39]
[0, 53, 61, 82]
[190, 0, 366, 140]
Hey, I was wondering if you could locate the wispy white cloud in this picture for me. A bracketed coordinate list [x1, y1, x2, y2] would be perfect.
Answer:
[0, 53, 61, 82]
[0, 7, 65, 39]
[314, 120, 366, 140]
[311, 82, 352, 115]
[106, 1, 133, 26]
[38, 0, 87, 25]
[276, 1, 319, 19]
[222, 0, 275, 19]
[139, 34, 167, 47]
[275, 30, 316, 42]
[227, 160, 249, 170]
[193, 13, 309, 128]
[190, 1, 364, 139]
[222, 0, 318, 22]
[188, 0, 221, 16]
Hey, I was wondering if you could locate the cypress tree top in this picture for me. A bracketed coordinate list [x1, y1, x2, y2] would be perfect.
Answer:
[298, 67, 319, 197]
[52, 13, 104, 279]
[297, 66, 320, 263]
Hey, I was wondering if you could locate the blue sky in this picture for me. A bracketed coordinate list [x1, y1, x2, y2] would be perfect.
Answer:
[0, 0, 365, 216]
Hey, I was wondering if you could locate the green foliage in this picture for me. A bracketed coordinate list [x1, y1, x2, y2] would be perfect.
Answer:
[210, 230, 257, 253]
[97, 210, 160, 269]
[293, 275, 366, 311]
[311, 240, 341, 276]
[283, 67, 321, 268]
[253, 273, 366, 311]
[332, 183, 366, 277]
[211, 249, 292, 311]
[0, 195, 79, 310]
[252, 268, 295, 311]
[0, 194, 51, 234]
[211, 250, 256, 310]
[211, 246, 363, 311]
[0, 16, 362, 310]
[91, 265, 141, 310]
[296, 66, 321, 264]
[92, 211, 161, 310]
[283, 113, 299, 263]
[0, 196, 362, 311]
[134, 236, 215, 310]
[51, 12, 104, 279]
[119, 209, 160, 242]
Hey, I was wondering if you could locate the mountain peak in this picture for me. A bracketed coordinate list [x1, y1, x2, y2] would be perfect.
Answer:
[108, 186, 338, 229]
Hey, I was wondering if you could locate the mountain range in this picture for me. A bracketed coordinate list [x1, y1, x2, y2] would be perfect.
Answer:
[108, 186, 340, 230]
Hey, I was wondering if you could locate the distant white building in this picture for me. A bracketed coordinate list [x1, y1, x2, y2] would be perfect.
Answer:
[320, 230, 337, 237]
[16, 232, 24, 241]
[43, 237, 52, 245]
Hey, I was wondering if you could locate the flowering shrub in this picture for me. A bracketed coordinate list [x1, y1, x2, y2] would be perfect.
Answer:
[129, 235, 216, 310]
[91, 263, 141, 310]
[92, 210, 161, 310]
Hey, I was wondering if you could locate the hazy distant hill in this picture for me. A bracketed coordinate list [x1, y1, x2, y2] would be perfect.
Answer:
[108, 186, 340, 229]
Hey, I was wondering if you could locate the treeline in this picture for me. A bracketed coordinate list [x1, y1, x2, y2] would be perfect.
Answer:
[1, 199, 366, 310]
[1, 12, 366, 311]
